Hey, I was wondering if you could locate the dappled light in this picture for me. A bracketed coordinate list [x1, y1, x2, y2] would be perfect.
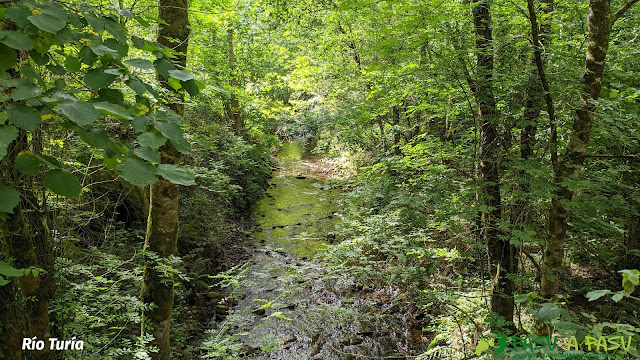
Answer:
[1, 0, 639, 359]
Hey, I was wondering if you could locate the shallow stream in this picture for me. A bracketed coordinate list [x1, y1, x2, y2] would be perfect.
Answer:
[202, 141, 426, 359]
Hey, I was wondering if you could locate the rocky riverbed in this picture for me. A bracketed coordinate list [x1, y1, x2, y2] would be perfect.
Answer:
[199, 141, 427, 359]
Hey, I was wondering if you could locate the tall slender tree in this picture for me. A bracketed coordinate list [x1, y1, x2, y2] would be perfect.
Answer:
[470, 0, 516, 327]
[226, 26, 244, 136]
[541, 0, 639, 299]
[139, 0, 190, 358]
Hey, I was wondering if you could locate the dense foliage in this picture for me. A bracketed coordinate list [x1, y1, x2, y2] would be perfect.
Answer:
[1, 0, 639, 358]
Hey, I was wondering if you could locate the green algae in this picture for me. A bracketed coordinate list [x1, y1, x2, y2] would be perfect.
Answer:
[252, 141, 339, 257]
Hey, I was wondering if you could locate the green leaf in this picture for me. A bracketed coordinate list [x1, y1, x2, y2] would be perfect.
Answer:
[0, 186, 20, 213]
[97, 88, 124, 105]
[102, 67, 123, 76]
[90, 44, 119, 57]
[33, 36, 52, 54]
[154, 121, 183, 141]
[85, 15, 104, 33]
[134, 147, 161, 164]
[537, 303, 562, 322]
[0, 43, 17, 71]
[131, 36, 146, 49]
[117, 158, 158, 187]
[116, 9, 135, 18]
[0, 31, 34, 50]
[124, 59, 154, 70]
[46, 64, 65, 75]
[15, 152, 40, 174]
[136, 132, 167, 149]
[103, 39, 128, 58]
[170, 137, 191, 154]
[44, 170, 82, 197]
[158, 164, 195, 186]
[30, 50, 48, 65]
[11, 84, 42, 101]
[132, 116, 151, 132]
[78, 45, 97, 65]
[126, 79, 147, 95]
[586, 290, 611, 302]
[27, 14, 67, 33]
[0, 125, 18, 144]
[575, 329, 587, 344]
[168, 77, 182, 90]
[514, 294, 528, 304]
[35, 2, 69, 20]
[6, 103, 41, 131]
[6, 7, 32, 27]
[550, 320, 582, 332]
[153, 58, 174, 79]
[64, 55, 82, 72]
[57, 101, 100, 126]
[102, 17, 127, 43]
[168, 69, 194, 81]
[79, 127, 112, 150]
[103, 154, 119, 169]
[128, 103, 149, 116]
[182, 79, 200, 97]
[21, 66, 40, 81]
[620, 269, 640, 286]
[84, 67, 117, 90]
[35, 154, 62, 169]
[134, 16, 150, 28]
[611, 292, 624, 303]
[0, 260, 23, 277]
[93, 101, 132, 120]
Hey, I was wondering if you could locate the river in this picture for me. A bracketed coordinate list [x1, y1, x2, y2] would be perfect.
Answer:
[202, 140, 426, 359]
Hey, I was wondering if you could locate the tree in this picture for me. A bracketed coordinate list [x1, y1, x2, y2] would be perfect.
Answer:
[226, 26, 244, 136]
[139, 0, 192, 358]
[469, 0, 516, 327]
[541, 0, 639, 300]
[0, 1, 194, 358]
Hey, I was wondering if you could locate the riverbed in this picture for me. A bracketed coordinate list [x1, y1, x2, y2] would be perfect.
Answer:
[201, 141, 426, 359]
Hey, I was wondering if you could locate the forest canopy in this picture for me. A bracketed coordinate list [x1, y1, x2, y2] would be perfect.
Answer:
[1, 0, 639, 359]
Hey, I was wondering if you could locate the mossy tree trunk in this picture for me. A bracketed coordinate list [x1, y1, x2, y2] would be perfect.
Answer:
[140, 0, 190, 358]
[541, 0, 638, 299]
[0, 131, 55, 360]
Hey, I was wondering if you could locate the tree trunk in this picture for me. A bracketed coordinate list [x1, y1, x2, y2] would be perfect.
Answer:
[622, 169, 640, 269]
[471, 0, 516, 326]
[0, 280, 23, 360]
[540, 0, 635, 299]
[0, 131, 55, 360]
[392, 106, 401, 155]
[513, 0, 552, 251]
[378, 116, 387, 152]
[227, 27, 243, 136]
[140, 0, 189, 358]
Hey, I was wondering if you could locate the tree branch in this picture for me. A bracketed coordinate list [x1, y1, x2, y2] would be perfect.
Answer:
[584, 154, 640, 159]
[527, 0, 558, 170]
[612, 0, 639, 24]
